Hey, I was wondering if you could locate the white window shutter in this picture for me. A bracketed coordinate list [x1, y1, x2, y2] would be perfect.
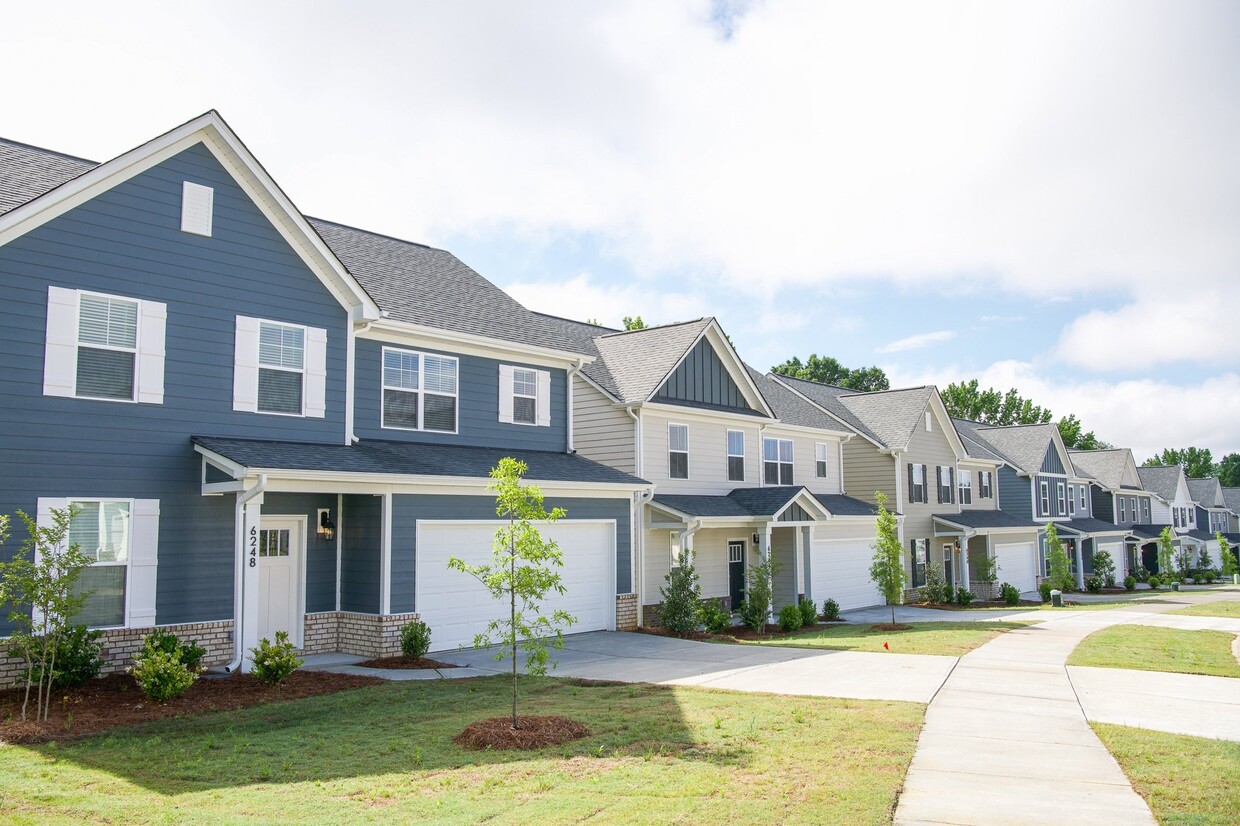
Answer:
[181, 182, 214, 236]
[536, 369, 551, 427]
[498, 364, 514, 424]
[128, 499, 160, 627]
[136, 300, 167, 404]
[233, 316, 260, 412]
[43, 286, 79, 398]
[304, 326, 328, 419]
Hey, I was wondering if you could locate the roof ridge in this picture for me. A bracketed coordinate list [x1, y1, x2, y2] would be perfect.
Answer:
[595, 317, 713, 339]
[528, 310, 618, 331]
[0, 136, 100, 166]
[306, 215, 441, 252]
[838, 385, 934, 398]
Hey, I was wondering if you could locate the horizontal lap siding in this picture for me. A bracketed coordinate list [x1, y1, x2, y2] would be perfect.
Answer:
[842, 440, 894, 503]
[999, 468, 1033, 520]
[0, 143, 349, 633]
[572, 379, 635, 474]
[340, 495, 381, 614]
[263, 492, 339, 614]
[641, 412, 762, 495]
[353, 337, 567, 451]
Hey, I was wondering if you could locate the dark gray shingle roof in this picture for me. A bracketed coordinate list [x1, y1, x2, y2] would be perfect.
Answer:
[1223, 488, 1240, 514]
[746, 367, 837, 431]
[812, 493, 886, 517]
[836, 387, 935, 451]
[653, 486, 817, 519]
[1186, 477, 1223, 508]
[1068, 449, 1134, 490]
[770, 376, 881, 443]
[932, 511, 1041, 530]
[951, 418, 1012, 464]
[1136, 465, 1183, 502]
[972, 424, 1061, 475]
[0, 138, 97, 216]
[1057, 517, 1132, 535]
[193, 436, 648, 486]
[1129, 524, 1172, 540]
[586, 319, 714, 402]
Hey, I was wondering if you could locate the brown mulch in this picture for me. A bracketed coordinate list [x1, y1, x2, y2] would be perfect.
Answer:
[0, 670, 382, 745]
[634, 622, 842, 643]
[868, 623, 913, 632]
[453, 715, 590, 751]
[353, 655, 459, 670]
[911, 599, 1044, 610]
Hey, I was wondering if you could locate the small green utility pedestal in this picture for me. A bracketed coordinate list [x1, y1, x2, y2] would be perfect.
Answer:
[1171, 581, 1181, 592]
[1050, 589, 1063, 607]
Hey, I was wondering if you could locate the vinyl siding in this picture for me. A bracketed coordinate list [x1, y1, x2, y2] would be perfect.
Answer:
[998, 467, 1032, 521]
[842, 439, 895, 503]
[1034, 475, 1071, 519]
[901, 413, 960, 548]
[640, 411, 763, 495]
[959, 462, 998, 511]
[1090, 484, 1113, 522]
[572, 378, 635, 474]
[0, 142, 350, 633]
[1040, 443, 1066, 474]
[340, 494, 382, 613]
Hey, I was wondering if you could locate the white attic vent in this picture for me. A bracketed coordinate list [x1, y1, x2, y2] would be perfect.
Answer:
[181, 181, 214, 236]
[925, 411, 932, 431]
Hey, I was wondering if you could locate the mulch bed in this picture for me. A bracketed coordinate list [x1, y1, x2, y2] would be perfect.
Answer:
[635, 621, 847, 643]
[0, 670, 382, 745]
[453, 715, 589, 750]
[911, 599, 1044, 610]
[353, 655, 459, 670]
[868, 623, 913, 632]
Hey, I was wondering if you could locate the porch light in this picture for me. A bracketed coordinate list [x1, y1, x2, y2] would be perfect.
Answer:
[752, 533, 760, 546]
[317, 508, 336, 542]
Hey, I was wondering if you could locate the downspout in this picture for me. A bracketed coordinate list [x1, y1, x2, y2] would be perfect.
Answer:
[625, 404, 641, 477]
[349, 319, 378, 444]
[633, 489, 654, 626]
[226, 473, 267, 673]
[566, 358, 584, 453]
[838, 434, 852, 494]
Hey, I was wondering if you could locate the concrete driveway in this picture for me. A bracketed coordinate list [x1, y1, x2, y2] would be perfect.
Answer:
[436, 630, 956, 703]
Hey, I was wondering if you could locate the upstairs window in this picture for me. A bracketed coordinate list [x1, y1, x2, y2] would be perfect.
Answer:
[1142, 499, 1149, 522]
[258, 321, 305, 414]
[763, 438, 793, 485]
[909, 463, 927, 504]
[1173, 507, 1180, 527]
[815, 443, 829, 478]
[498, 365, 550, 427]
[1068, 485, 1076, 516]
[383, 347, 459, 432]
[233, 316, 326, 418]
[937, 466, 955, 504]
[1119, 497, 1127, 523]
[1079, 486, 1088, 514]
[979, 470, 993, 499]
[669, 424, 689, 479]
[1040, 481, 1050, 516]
[958, 469, 972, 505]
[727, 430, 745, 482]
[1056, 482, 1067, 516]
[44, 287, 166, 405]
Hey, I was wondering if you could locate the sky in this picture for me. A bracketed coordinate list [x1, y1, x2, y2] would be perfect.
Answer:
[3, 1, 1238, 461]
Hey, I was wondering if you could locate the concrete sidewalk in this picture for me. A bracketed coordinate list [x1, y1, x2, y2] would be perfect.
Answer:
[1070, 665, 1240, 741]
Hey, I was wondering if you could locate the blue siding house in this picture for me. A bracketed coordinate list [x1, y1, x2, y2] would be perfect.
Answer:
[0, 113, 648, 676]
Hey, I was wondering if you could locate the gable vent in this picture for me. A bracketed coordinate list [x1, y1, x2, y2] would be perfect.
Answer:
[180, 181, 214, 236]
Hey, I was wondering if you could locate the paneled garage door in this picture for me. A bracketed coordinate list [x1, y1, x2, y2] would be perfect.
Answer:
[810, 537, 884, 610]
[416, 520, 615, 651]
[994, 541, 1037, 593]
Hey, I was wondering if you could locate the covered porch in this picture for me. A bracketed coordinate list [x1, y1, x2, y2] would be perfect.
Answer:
[1057, 518, 1133, 587]
[933, 511, 1042, 598]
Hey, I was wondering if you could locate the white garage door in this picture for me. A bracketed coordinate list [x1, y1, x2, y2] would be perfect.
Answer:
[810, 537, 884, 610]
[1096, 541, 1123, 577]
[995, 541, 1037, 593]
[416, 520, 615, 652]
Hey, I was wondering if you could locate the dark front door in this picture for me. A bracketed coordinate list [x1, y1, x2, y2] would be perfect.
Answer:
[1142, 544, 1158, 573]
[728, 541, 746, 610]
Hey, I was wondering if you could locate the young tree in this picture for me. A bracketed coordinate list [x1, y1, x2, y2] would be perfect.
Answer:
[659, 547, 702, 634]
[0, 506, 95, 721]
[1044, 523, 1075, 592]
[868, 492, 906, 625]
[1218, 532, 1239, 579]
[738, 554, 780, 632]
[1092, 549, 1117, 588]
[1156, 527, 1176, 579]
[447, 458, 574, 730]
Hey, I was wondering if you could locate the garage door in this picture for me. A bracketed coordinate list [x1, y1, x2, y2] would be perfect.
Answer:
[810, 537, 883, 610]
[994, 541, 1037, 593]
[1096, 541, 1123, 578]
[416, 520, 615, 652]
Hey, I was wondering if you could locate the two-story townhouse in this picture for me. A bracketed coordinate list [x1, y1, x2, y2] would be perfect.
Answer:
[1221, 488, 1240, 570]
[552, 316, 883, 620]
[771, 378, 1039, 599]
[0, 113, 650, 677]
[1186, 477, 1229, 566]
[1135, 464, 1200, 573]
[1067, 448, 1153, 576]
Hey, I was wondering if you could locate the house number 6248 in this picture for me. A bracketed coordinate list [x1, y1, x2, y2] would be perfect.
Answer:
[249, 526, 258, 568]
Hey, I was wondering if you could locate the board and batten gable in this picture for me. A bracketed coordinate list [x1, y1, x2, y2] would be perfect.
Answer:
[0, 142, 351, 633]
[352, 336, 567, 451]
[571, 377, 636, 475]
[652, 337, 753, 411]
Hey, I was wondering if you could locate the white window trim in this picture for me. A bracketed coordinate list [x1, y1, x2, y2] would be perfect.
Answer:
[1079, 487, 1088, 513]
[815, 442, 829, 478]
[381, 346, 460, 434]
[726, 429, 745, 482]
[44, 286, 166, 405]
[1039, 481, 1050, 516]
[256, 319, 309, 417]
[498, 364, 551, 427]
[911, 463, 926, 504]
[668, 423, 690, 480]
[1119, 497, 1127, 522]
[763, 437, 794, 486]
[1068, 485, 1076, 516]
[511, 367, 539, 426]
[1056, 482, 1066, 515]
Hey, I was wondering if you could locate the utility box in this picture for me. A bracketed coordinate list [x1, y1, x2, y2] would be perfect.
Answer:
[1171, 581, 1181, 592]
[1050, 589, 1063, 607]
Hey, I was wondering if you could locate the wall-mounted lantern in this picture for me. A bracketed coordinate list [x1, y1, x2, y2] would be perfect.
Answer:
[317, 508, 336, 542]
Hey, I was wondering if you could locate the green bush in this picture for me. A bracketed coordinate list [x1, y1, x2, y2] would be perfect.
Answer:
[919, 562, 950, 604]
[954, 587, 975, 607]
[999, 582, 1021, 606]
[822, 598, 840, 621]
[798, 597, 819, 626]
[777, 603, 803, 632]
[1134, 566, 1150, 583]
[250, 631, 303, 685]
[1084, 575, 1103, 594]
[1092, 550, 1117, 588]
[399, 620, 432, 658]
[34, 624, 105, 690]
[1038, 581, 1052, 603]
[142, 628, 206, 671]
[1148, 575, 1162, 590]
[659, 551, 703, 634]
[698, 600, 732, 634]
[1123, 575, 1136, 591]
[131, 632, 200, 702]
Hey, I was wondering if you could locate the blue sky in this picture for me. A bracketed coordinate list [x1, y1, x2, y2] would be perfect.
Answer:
[3, 0, 1237, 458]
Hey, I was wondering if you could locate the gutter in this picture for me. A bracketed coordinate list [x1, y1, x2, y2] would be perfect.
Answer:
[226, 474, 267, 673]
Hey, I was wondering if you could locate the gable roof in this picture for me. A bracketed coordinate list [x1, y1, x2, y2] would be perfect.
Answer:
[0, 138, 95, 216]
[1186, 477, 1224, 508]
[1223, 487, 1240, 514]
[1068, 448, 1140, 490]
[652, 486, 830, 520]
[1136, 465, 1184, 502]
[768, 375, 881, 444]
[834, 386, 938, 451]
[951, 418, 1012, 465]
[971, 423, 1065, 476]
[745, 366, 844, 432]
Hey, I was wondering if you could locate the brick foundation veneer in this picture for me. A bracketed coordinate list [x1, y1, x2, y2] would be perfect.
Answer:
[302, 611, 422, 658]
[615, 594, 638, 630]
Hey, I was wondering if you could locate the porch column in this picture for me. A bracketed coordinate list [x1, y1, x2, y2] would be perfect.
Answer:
[240, 494, 264, 671]
[959, 538, 971, 594]
[762, 524, 774, 622]
[793, 526, 803, 605]
[802, 526, 814, 605]
[1074, 539, 1085, 589]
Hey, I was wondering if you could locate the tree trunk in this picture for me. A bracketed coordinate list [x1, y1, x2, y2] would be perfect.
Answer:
[510, 522, 518, 730]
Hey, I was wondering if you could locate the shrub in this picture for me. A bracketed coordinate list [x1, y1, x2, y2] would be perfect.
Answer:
[798, 597, 819, 627]
[739, 555, 780, 632]
[659, 549, 703, 634]
[954, 587, 975, 607]
[822, 598, 841, 621]
[698, 600, 731, 634]
[1123, 575, 1136, 591]
[1084, 575, 1103, 594]
[1000, 582, 1021, 606]
[1148, 575, 1162, 590]
[131, 631, 200, 702]
[1092, 550, 1116, 588]
[250, 631, 302, 685]
[1134, 565, 1150, 583]
[400, 620, 432, 659]
[48, 624, 105, 689]
[1045, 524, 1074, 593]
[919, 562, 950, 604]
[778, 603, 803, 632]
[142, 628, 206, 671]
[1038, 581, 1052, 603]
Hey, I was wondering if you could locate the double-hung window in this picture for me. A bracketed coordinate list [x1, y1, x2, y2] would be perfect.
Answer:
[815, 443, 829, 478]
[1141, 499, 1149, 522]
[668, 424, 689, 479]
[44, 287, 166, 404]
[979, 470, 992, 499]
[763, 438, 793, 485]
[726, 430, 745, 482]
[382, 347, 459, 432]
[1068, 485, 1076, 516]
[938, 466, 954, 504]
[1119, 497, 1127, 523]
[234, 316, 326, 417]
[958, 469, 972, 505]
[1056, 482, 1067, 516]
[498, 365, 551, 426]
[1079, 487, 1088, 515]
[511, 368, 538, 424]
[258, 321, 306, 414]
[909, 463, 927, 504]
[1040, 481, 1050, 516]
[69, 501, 131, 628]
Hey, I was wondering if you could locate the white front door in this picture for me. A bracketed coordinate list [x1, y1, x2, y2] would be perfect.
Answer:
[258, 517, 304, 647]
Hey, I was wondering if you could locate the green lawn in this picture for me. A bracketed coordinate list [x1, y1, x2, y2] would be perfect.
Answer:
[0, 676, 923, 825]
[1166, 600, 1240, 619]
[1093, 723, 1240, 826]
[727, 621, 1037, 656]
[1068, 625, 1240, 678]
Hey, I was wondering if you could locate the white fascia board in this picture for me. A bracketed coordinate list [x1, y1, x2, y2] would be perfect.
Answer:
[638, 401, 776, 426]
[238, 468, 650, 496]
[927, 393, 968, 459]
[761, 422, 852, 440]
[195, 445, 248, 478]
[0, 111, 381, 322]
[362, 319, 594, 370]
[774, 492, 832, 522]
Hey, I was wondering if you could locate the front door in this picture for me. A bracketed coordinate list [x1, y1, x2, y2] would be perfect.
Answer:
[728, 540, 746, 610]
[259, 517, 304, 646]
[942, 543, 955, 589]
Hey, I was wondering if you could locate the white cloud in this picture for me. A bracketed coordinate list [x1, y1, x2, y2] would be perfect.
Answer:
[877, 330, 956, 354]
[504, 274, 709, 329]
[887, 361, 1240, 459]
